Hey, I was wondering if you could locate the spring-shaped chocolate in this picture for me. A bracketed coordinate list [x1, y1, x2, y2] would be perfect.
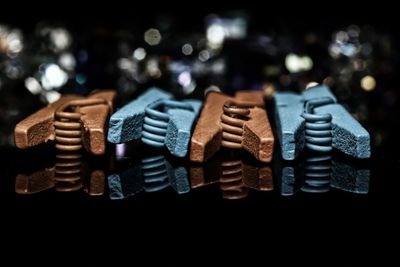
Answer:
[142, 155, 169, 192]
[220, 160, 248, 199]
[141, 100, 193, 148]
[301, 97, 335, 153]
[54, 153, 84, 192]
[54, 98, 106, 192]
[220, 100, 253, 149]
[301, 154, 332, 193]
[54, 98, 107, 152]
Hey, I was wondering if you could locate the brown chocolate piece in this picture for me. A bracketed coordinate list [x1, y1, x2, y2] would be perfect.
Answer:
[190, 91, 274, 163]
[242, 107, 274, 162]
[14, 95, 81, 149]
[190, 92, 228, 162]
[14, 90, 116, 155]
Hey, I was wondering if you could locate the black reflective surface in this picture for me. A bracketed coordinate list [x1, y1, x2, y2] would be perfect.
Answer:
[0, 136, 394, 204]
[1, 126, 398, 256]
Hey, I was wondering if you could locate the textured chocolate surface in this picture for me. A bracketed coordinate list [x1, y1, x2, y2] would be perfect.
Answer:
[14, 90, 116, 155]
[190, 91, 274, 163]
[274, 85, 370, 160]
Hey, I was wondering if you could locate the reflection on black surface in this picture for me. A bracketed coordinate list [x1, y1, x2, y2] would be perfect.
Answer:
[275, 150, 370, 196]
[15, 151, 109, 196]
[12, 143, 370, 199]
[190, 150, 273, 200]
[108, 145, 190, 200]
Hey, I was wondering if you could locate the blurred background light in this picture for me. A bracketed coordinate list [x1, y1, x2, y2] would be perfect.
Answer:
[285, 53, 313, 73]
[144, 28, 162, 46]
[40, 63, 68, 90]
[133, 47, 146, 61]
[361, 75, 376, 91]
[182, 43, 193, 55]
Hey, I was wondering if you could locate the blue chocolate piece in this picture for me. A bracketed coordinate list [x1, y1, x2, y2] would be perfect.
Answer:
[108, 87, 201, 157]
[274, 85, 370, 160]
[165, 100, 202, 157]
[108, 87, 172, 144]
[315, 104, 370, 159]
[274, 93, 305, 160]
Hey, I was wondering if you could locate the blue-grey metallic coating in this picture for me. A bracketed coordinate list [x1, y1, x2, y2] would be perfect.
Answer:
[303, 85, 337, 103]
[302, 97, 335, 153]
[274, 93, 305, 160]
[165, 100, 202, 157]
[107, 87, 172, 143]
[274, 85, 370, 159]
[108, 87, 202, 158]
[315, 104, 371, 159]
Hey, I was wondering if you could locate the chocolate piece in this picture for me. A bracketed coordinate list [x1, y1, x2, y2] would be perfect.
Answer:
[190, 91, 274, 163]
[108, 87, 202, 157]
[108, 88, 172, 144]
[274, 85, 370, 160]
[14, 95, 80, 149]
[14, 90, 116, 155]
[190, 92, 228, 162]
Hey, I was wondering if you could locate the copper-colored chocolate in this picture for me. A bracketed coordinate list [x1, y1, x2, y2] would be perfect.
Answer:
[14, 95, 81, 149]
[190, 91, 274, 163]
[190, 153, 273, 200]
[14, 90, 116, 155]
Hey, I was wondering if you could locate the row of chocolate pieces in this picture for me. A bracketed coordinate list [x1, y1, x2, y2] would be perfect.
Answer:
[14, 85, 371, 161]
[15, 86, 370, 199]
[15, 150, 369, 198]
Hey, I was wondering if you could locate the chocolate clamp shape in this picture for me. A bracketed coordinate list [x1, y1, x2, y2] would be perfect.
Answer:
[14, 90, 116, 155]
[274, 85, 370, 160]
[108, 87, 202, 157]
[190, 91, 274, 163]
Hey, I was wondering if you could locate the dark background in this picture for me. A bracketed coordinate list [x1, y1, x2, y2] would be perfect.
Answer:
[1, 3, 399, 259]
